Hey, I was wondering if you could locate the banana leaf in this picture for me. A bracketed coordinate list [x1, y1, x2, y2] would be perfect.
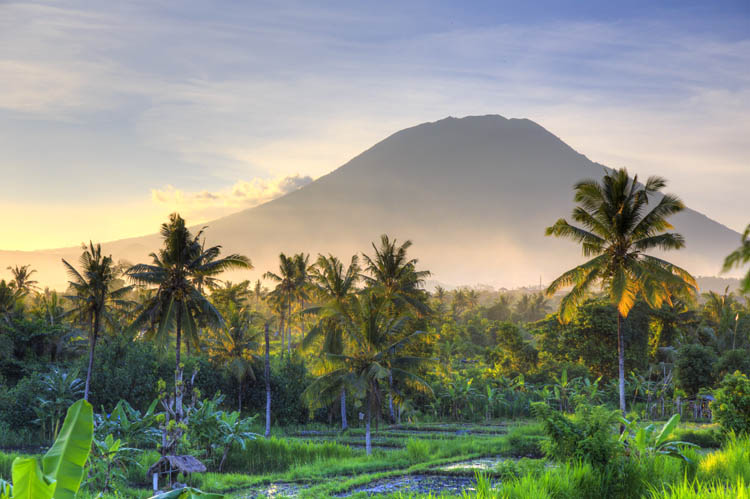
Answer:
[42, 399, 94, 499]
[10, 458, 55, 499]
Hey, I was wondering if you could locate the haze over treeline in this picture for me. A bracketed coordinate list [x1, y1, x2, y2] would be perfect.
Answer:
[0, 115, 740, 291]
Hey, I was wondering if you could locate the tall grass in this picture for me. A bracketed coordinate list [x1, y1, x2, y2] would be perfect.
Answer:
[223, 437, 356, 474]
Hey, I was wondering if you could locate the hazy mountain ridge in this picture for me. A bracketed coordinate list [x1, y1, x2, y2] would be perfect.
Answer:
[1, 115, 741, 290]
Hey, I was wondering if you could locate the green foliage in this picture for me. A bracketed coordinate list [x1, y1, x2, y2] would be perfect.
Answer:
[406, 439, 431, 464]
[620, 414, 696, 461]
[87, 434, 140, 493]
[712, 371, 750, 435]
[2, 399, 94, 499]
[532, 402, 621, 468]
[675, 344, 717, 397]
[716, 349, 750, 379]
[221, 436, 354, 474]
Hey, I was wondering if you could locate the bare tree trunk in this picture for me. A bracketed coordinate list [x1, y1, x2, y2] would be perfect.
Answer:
[341, 388, 348, 431]
[238, 380, 243, 413]
[279, 312, 285, 358]
[388, 372, 396, 423]
[84, 311, 100, 401]
[287, 300, 292, 355]
[264, 322, 271, 438]
[175, 304, 184, 422]
[617, 312, 626, 418]
[365, 390, 372, 455]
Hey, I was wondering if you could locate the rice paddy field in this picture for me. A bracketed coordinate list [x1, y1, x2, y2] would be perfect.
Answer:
[5, 418, 744, 499]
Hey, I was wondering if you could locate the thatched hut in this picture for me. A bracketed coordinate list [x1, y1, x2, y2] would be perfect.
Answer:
[147, 455, 206, 490]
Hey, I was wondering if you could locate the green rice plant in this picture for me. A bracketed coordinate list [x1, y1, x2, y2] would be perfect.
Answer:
[222, 436, 356, 474]
[406, 439, 432, 464]
[651, 477, 750, 498]
[697, 433, 750, 484]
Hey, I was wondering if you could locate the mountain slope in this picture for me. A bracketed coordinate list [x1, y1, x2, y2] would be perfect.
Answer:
[1, 115, 741, 290]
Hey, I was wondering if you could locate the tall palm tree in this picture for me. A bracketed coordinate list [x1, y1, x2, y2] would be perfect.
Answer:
[62, 242, 132, 401]
[126, 213, 251, 420]
[304, 254, 361, 429]
[303, 291, 432, 454]
[363, 234, 431, 421]
[264, 253, 299, 355]
[545, 168, 696, 416]
[7, 264, 39, 295]
[208, 303, 261, 412]
[362, 235, 431, 314]
[290, 253, 312, 353]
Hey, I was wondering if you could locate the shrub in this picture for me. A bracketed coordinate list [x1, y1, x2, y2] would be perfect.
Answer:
[675, 344, 717, 397]
[712, 371, 750, 435]
[532, 402, 621, 469]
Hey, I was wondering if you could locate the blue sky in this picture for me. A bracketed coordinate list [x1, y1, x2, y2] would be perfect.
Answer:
[1, 0, 749, 249]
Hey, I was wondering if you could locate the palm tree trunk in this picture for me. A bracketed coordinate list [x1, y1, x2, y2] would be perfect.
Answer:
[279, 312, 285, 358]
[175, 304, 184, 422]
[238, 379, 243, 413]
[617, 311, 626, 417]
[341, 388, 348, 431]
[388, 372, 396, 423]
[264, 322, 271, 438]
[84, 311, 100, 401]
[287, 300, 292, 355]
[365, 390, 372, 456]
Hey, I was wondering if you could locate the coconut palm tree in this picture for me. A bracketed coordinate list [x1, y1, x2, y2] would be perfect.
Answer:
[126, 213, 251, 420]
[724, 225, 750, 293]
[545, 168, 696, 416]
[0, 280, 19, 324]
[362, 234, 431, 315]
[303, 291, 432, 454]
[264, 253, 301, 355]
[7, 264, 39, 295]
[304, 254, 361, 429]
[363, 235, 431, 421]
[62, 242, 133, 401]
[208, 303, 261, 412]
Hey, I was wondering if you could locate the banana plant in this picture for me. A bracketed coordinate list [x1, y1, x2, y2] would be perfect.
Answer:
[620, 413, 696, 461]
[1, 398, 93, 499]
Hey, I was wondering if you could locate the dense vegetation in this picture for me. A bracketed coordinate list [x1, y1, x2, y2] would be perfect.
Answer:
[2, 168, 750, 497]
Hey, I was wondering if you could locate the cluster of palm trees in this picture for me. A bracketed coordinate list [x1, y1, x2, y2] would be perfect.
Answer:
[264, 236, 434, 454]
[54, 214, 433, 453]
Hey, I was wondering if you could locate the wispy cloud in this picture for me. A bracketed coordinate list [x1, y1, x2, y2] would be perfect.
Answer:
[151, 174, 313, 221]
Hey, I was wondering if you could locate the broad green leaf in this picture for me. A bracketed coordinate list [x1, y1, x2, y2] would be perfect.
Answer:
[148, 487, 224, 499]
[655, 414, 680, 448]
[10, 458, 55, 499]
[42, 399, 94, 499]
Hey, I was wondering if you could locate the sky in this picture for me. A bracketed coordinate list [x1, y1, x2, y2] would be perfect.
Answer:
[1, 0, 749, 251]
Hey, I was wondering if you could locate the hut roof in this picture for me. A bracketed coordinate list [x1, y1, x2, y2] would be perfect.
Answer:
[147, 455, 206, 477]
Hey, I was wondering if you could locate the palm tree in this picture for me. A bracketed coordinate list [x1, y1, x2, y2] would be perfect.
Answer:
[126, 213, 251, 420]
[724, 224, 750, 293]
[7, 264, 39, 295]
[264, 253, 300, 355]
[545, 168, 696, 416]
[362, 234, 431, 314]
[362, 234, 431, 421]
[62, 242, 132, 401]
[208, 303, 261, 412]
[303, 291, 432, 454]
[304, 254, 360, 429]
[0, 280, 19, 324]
